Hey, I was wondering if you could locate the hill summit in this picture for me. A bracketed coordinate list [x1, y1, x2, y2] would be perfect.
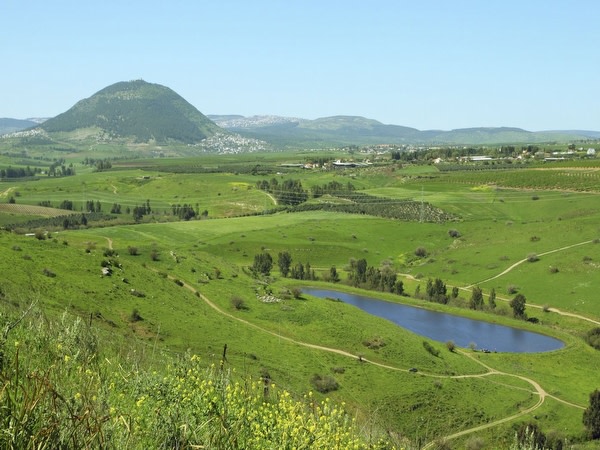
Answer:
[40, 80, 222, 144]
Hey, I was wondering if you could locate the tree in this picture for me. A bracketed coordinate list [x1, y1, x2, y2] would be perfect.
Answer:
[252, 252, 273, 276]
[329, 266, 340, 283]
[277, 251, 292, 277]
[469, 286, 484, 310]
[584, 389, 600, 439]
[488, 288, 497, 309]
[510, 293, 527, 319]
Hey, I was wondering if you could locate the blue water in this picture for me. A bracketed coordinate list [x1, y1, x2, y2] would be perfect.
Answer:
[303, 288, 564, 353]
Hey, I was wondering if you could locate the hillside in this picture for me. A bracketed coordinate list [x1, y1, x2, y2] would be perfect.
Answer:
[40, 80, 222, 144]
[0, 118, 38, 135]
[212, 114, 597, 147]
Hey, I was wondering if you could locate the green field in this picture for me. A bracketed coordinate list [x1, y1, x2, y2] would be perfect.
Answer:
[1, 151, 600, 449]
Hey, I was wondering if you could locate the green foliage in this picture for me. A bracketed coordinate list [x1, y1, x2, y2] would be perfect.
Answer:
[584, 328, 600, 351]
[583, 389, 600, 439]
[469, 285, 484, 310]
[277, 251, 292, 277]
[252, 252, 273, 276]
[0, 309, 377, 449]
[488, 288, 497, 309]
[422, 340, 440, 357]
[425, 278, 448, 304]
[510, 294, 527, 319]
[256, 178, 308, 205]
[310, 373, 339, 393]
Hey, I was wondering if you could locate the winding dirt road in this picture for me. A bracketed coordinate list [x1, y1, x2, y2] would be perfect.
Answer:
[105, 233, 592, 446]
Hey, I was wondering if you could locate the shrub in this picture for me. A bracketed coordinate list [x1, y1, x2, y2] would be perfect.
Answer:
[414, 246, 428, 258]
[448, 229, 461, 238]
[446, 340, 456, 352]
[311, 374, 339, 393]
[549, 266, 559, 273]
[42, 268, 56, 277]
[362, 337, 386, 350]
[128, 246, 139, 256]
[584, 327, 600, 351]
[423, 340, 440, 357]
[527, 253, 539, 262]
[507, 284, 519, 295]
[231, 296, 247, 310]
[129, 308, 143, 322]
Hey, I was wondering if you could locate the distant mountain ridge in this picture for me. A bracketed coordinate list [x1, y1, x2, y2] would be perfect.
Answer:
[211, 115, 599, 146]
[39, 80, 222, 144]
[3, 80, 599, 147]
[0, 118, 39, 135]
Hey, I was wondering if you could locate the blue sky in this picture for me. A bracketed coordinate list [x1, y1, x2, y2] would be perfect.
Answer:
[2, 0, 599, 130]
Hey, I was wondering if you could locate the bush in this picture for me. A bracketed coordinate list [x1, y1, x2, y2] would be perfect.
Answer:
[42, 268, 56, 278]
[129, 308, 143, 322]
[446, 340, 456, 352]
[311, 374, 339, 393]
[362, 337, 386, 350]
[448, 229, 461, 238]
[507, 284, 519, 295]
[423, 340, 440, 357]
[231, 296, 247, 310]
[414, 247, 428, 258]
[584, 327, 600, 351]
[527, 253, 539, 262]
[128, 246, 139, 256]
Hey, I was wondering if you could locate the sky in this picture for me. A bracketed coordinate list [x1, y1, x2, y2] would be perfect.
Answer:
[2, 0, 599, 131]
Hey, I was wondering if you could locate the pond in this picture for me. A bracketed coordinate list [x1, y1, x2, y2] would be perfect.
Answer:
[302, 288, 564, 353]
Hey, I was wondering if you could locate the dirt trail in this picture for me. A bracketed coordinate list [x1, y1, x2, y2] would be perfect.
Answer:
[105, 233, 590, 446]
[154, 269, 584, 447]
[466, 239, 595, 289]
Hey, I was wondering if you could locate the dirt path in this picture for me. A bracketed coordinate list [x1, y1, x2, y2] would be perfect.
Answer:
[466, 239, 595, 289]
[106, 233, 590, 446]
[0, 187, 15, 198]
[153, 269, 584, 447]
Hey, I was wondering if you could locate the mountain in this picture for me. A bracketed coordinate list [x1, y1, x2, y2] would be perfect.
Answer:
[0, 118, 38, 135]
[40, 80, 222, 144]
[214, 115, 598, 147]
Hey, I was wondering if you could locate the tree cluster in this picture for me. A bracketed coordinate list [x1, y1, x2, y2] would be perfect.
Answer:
[0, 166, 40, 179]
[256, 178, 308, 206]
[311, 180, 356, 198]
[347, 258, 404, 294]
[425, 278, 448, 304]
[171, 204, 197, 221]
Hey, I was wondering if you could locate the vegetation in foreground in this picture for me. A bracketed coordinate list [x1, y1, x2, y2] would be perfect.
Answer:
[1, 304, 392, 449]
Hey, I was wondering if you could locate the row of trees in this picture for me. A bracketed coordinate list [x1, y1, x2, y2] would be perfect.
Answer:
[256, 178, 308, 206]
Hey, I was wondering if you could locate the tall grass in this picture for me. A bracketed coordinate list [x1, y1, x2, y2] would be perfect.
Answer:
[0, 303, 394, 449]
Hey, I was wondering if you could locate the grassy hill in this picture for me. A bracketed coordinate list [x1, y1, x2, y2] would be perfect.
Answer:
[39, 80, 222, 144]
[1, 153, 600, 448]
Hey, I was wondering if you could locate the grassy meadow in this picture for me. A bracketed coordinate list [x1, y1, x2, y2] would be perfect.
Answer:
[1, 150, 600, 448]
